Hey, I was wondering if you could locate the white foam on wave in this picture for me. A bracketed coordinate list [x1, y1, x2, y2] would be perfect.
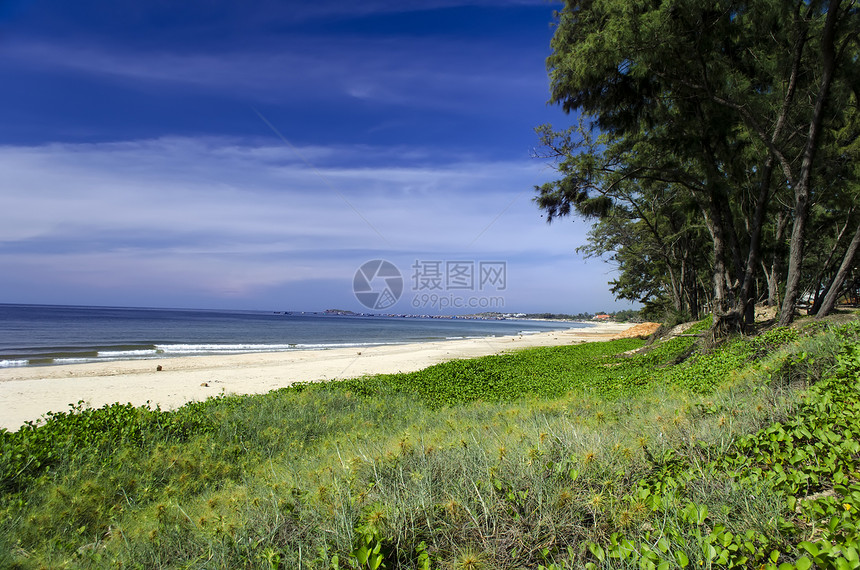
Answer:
[445, 335, 487, 340]
[154, 341, 403, 354]
[156, 343, 300, 354]
[0, 359, 29, 368]
[99, 349, 159, 358]
[292, 341, 402, 349]
[54, 357, 93, 365]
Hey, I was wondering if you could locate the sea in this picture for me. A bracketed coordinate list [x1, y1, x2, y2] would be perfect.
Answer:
[0, 304, 589, 368]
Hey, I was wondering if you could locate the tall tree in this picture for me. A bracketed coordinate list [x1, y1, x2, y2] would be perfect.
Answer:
[812, 73, 860, 317]
[537, 0, 859, 333]
[777, 0, 859, 325]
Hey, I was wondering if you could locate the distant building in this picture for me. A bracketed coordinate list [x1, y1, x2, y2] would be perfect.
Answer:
[592, 314, 612, 321]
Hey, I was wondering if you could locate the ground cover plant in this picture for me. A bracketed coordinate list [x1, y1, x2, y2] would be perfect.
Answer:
[1, 317, 858, 569]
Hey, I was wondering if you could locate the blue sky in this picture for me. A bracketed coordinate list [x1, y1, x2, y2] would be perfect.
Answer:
[0, 0, 635, 314]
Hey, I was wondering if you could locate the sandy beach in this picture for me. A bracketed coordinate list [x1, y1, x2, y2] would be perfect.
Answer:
[0, 321, 639, 431]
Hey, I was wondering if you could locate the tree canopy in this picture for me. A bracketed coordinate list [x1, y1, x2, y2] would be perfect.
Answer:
[536, 0, 860, 333]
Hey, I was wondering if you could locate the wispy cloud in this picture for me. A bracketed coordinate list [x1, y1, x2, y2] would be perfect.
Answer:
[0, 0, 620, 312]
[0, 137, 599, 309]
[213, 0, 556, 24]
[0, 137, 561, 247]
[1, 30, 546, 111]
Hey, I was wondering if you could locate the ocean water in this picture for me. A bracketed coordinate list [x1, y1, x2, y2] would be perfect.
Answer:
[0, 304, 588, 368]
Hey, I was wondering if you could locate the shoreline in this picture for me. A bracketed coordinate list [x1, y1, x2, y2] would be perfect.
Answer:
[0, 321, 637, 431]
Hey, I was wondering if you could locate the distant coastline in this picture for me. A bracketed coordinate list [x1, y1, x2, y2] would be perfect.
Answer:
[0, 304, 590, 369]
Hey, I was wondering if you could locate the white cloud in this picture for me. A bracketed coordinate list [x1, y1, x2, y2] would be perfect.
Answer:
[0, 137, 574, 249]
[0, 137, 617, 310]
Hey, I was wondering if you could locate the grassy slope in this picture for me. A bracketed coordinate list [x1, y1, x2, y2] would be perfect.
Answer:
[0, 317, 858, 569]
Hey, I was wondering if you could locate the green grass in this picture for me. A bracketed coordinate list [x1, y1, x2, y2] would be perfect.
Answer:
[0, 318, 858, 569]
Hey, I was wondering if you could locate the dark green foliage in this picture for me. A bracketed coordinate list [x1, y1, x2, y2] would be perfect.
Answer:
[536, 0, 860, 330]
[337, 338, 644, 408]
[576, 329, 860, 570]
[668, 326, 801, 393]
[281, 338, 647, 413]
[0, 399, 221, 495]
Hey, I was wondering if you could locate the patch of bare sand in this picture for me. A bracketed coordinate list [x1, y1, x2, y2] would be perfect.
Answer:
[613, 322, 662, 339]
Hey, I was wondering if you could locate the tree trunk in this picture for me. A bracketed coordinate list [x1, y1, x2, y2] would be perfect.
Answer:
[779, 1, 842, 326]
[768, 210, 790, 306]
[762, 260, 776, 304]
[734, 155, 775, 330]
[708, 189, 745, 337]
[809, 213, 854, 314]
[767, 267, 781, 307]
[667, 264, 683, 314]
[810, 274, 835, 315]
[697, 121, 745, 337]
[683, 260, 700, 320]
[816, 222, 860, 318]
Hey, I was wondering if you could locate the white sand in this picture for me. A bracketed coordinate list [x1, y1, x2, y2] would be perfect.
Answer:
[0, 321, 636, 430]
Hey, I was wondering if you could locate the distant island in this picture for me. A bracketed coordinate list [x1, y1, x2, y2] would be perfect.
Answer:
[323, 309, 359, 316]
